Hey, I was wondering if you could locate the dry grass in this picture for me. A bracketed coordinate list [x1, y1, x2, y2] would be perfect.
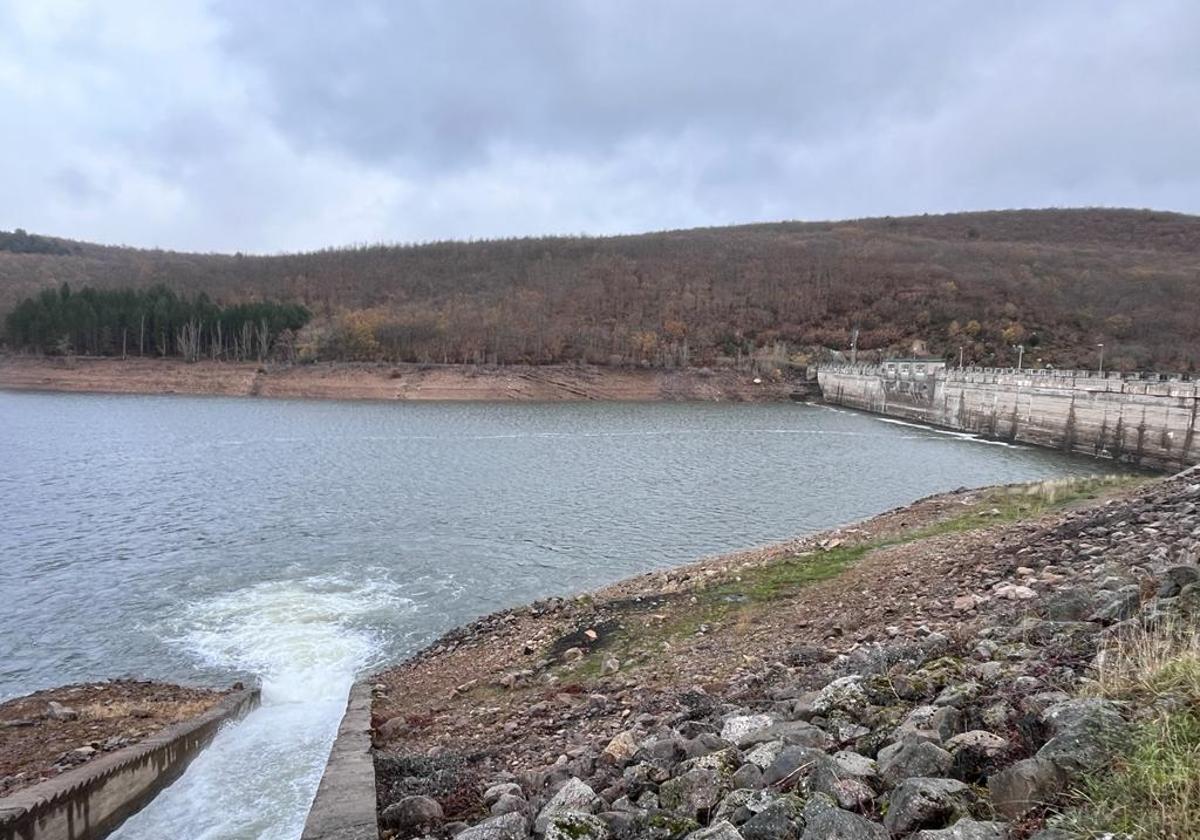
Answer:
[1057, 618, 1200, 839]
[79, 696, 217, 722]
[1089, 618, 1200, 701]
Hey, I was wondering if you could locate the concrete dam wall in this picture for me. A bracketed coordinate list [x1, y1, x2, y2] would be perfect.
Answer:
[817, 364, 1200, 471]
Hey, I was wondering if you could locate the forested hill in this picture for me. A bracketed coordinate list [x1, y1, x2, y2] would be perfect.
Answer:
[2, 208, 1199, 371]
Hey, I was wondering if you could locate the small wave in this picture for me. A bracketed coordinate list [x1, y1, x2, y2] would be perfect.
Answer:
[873, 417, 1021, 448]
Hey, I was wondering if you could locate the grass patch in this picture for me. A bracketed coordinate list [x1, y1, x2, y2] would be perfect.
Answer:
[703, 474, 1140, 606]
[563, 474, 1143, 681]
[701, 546, 869, 605]
[900, 474, 1146, 542]
[1054, 619, 1200, 839]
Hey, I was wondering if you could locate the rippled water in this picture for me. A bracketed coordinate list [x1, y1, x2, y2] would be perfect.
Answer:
[0, 391, 1115, 838]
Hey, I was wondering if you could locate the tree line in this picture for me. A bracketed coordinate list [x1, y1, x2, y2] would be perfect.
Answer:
[1, 210, 1198, 371]
[3, 283, 310, 361]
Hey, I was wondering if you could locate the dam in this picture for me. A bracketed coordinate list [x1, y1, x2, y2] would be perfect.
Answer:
[817, 362, 1200, 471]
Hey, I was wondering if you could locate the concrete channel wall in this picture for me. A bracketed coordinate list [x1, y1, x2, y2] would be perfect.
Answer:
[301, 683, 377, 840]
[0, 688, 259, 840]
[817, 364, 1200, 470]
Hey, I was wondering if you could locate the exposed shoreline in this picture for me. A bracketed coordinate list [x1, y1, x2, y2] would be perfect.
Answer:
[366, 469, 1200, 838]
[0, 356, 807, 403]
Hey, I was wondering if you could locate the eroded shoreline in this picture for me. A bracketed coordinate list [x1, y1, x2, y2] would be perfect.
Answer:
[0, 357, 804, 403]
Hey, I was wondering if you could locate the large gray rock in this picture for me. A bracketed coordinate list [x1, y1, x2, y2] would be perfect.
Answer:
[809, 753, 876, 811]
[685, 820, 744, 840]
[987, 757, 1067, 819]
[484, 782, 525, 805]
[933, 682, 980, 709]
[945, 730, 1011, 783]
[878, 740, 952, 787]
[912, 818, 1010, 839]
[743, 740, 786, 770]
[883, 778, 973, 835]
[659, 768, 724, 819]
[895, 705, 962, 742]
[731, 763, 764, 790]
[736, 720, 828, 749]
[739, 795, 803, 840]
[721, 714, 774, 742]
[762, 745, 825, 789]
[491, 793, 528, 817]
[710, 788, 763, 825]
[599, 810, 640, 838]
[1037, 698, 1129, 777]
[812, 676, 871, 720]
[800, 793, 886, 839]
[380, 794, 444, 833]
[455, 812, 530, 840]
[544, 811, 611, 840]
[1158, 565, 1200, 597]
[633, 809, 701, 838]
[681, 747, 742, 782]
[535, 778, 602, 833]
[1088, 586, 1141, 624]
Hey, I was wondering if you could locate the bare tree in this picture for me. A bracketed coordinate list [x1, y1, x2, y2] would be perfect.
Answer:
[176, 319, 201, 362]
[256, 318, 270, 361]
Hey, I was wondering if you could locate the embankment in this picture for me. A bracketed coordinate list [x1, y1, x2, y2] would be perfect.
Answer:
[0, 357, 808, 403]
[366, 470, 1200, 839]
[818, 364, 1200, 471]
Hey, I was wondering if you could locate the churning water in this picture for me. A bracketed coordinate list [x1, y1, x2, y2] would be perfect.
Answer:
[114, 575, 407, 839]
[0, 392, 1120, 838]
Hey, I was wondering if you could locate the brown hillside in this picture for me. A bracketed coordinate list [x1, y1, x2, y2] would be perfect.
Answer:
[1, 208, 1198, 370]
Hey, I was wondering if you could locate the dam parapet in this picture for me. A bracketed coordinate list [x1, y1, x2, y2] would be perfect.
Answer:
[817, 363, 1200, 470]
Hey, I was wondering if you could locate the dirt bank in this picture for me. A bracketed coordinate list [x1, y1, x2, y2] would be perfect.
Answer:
[0, 680, 234, 797]
[0, 356, 809, 403]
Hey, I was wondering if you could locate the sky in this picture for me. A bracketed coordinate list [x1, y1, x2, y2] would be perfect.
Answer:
[1, 0, 1197, 253]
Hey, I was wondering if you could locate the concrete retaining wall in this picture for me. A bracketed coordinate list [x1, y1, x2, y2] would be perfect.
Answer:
[817, 365, 1200, 471]
[301, 683, 377, 840]
[0, 688, 259, 840]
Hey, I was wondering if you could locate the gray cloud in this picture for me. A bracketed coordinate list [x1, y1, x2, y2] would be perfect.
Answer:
[0, 0, 1197, 252]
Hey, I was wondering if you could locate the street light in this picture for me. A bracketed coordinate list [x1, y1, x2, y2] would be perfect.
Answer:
[1097, 343, 1105, 376]
[1014, 344, 1025, 371]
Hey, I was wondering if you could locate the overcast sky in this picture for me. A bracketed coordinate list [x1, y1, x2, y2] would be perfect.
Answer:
[1, 1, 1197, 253]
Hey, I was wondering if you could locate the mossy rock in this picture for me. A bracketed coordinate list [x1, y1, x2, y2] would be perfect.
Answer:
[639, 810, 702, 838]
[911, 656, 966, 692]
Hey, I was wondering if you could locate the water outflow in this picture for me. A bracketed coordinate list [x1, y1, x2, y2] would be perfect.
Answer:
[112, 574, 408, 840]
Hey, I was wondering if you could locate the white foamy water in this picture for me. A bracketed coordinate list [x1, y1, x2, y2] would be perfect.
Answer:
[872, 415, 1021, 446]
[112, 575, 409, 840]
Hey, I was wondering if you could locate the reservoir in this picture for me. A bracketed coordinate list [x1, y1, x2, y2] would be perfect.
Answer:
[0, 391, 1118, 838]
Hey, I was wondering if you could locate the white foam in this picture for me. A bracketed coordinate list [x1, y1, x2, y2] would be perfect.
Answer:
[113, 574, 408, 840]
[873, 417, 1021, 447]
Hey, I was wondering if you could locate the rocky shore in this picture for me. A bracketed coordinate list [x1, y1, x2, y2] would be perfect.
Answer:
[370, 469, 1200, 839]
[0, 356, 807, 403]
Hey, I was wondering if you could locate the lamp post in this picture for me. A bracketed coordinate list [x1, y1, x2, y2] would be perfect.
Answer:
[1014, 344, 1025, 371]
[1097, 343, 1105, 376]
[958, 346, 964, 369]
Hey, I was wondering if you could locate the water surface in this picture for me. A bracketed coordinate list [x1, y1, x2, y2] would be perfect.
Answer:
[0, 392, 1114, 838]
